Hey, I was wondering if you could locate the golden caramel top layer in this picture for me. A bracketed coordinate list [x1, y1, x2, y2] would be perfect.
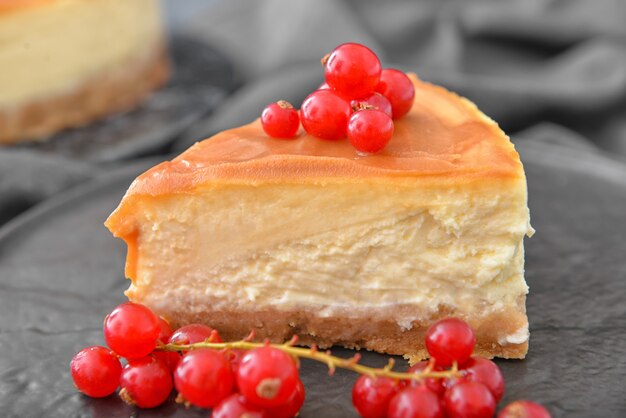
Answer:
[0, 0, 55, 13]
[121, 74, 522, 199]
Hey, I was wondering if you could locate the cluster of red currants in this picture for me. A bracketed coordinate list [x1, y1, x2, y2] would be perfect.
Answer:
[352, 318, 551, 418]
[70, 302, 304, 417]
[260, 42, 415, 153]
[70, 302, 550, 418]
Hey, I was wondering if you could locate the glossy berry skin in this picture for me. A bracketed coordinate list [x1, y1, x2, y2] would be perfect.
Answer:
[224, 349, 245, 374]
[70, 346, 121, 398]
[211, 393, 265, 418]
[223, 349, 246, 391]
[103, 302, 160, 359]
[462, 357, 505, 402]
[352, 375, 401, 418]
[261, 101, 300, 139]
[156, 317, 173, 342]
[348, 109, 394, 154]
[376, 69, 415, 119]
[237, 346, 299, 408]
[425, 318, 475, 367]
[324, 43, 382, 99]
[166, 324, 221, 370]
[153, 351, 181, 373]
[300, 90, 352, 140]
[318, 81, 352, 100]
[444, 381, 495, 418]
[498, 400, 552, 418]
[351, 92, 392, 118]
[442, 374, 470, 394]
[119, 356, 173, 408]
[169, 324, 223, 345]
[406, 361, 445, 396]
[264, 378, 306, 418]
[174, 349, 234, 408]
[387, 386, 444, 418]
[152, 317, 181, 372]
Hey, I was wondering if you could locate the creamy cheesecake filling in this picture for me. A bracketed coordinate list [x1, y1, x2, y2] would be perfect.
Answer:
[0, 0, 164, 107]
[138, 213, 527, 310]
[124, 180, 531, 345]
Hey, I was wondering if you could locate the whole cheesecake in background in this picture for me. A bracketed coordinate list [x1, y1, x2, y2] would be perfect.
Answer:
[0, 0, 169, 144]
[106, 74, 534, 362]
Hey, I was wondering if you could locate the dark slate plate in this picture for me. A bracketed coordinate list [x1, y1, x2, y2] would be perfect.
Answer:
[9, 37, 235, 163]
[1, 141, 625, 418]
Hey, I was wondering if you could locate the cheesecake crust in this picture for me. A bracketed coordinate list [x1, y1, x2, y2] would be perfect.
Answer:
[156, 303, 528, 363]
[0, 43, 169, 144]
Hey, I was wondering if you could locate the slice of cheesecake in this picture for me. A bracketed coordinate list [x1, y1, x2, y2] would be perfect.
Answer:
[0, 0, 168, 144]
[106, 74, 533, 362]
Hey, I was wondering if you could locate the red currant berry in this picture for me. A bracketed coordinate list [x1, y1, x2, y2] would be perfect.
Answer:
[351, 93, 393, 118]
[441, 374, 470, 393]
[169, 324, 222, 345]
[211, 393, 265, 418]
[153, 351, 181, 373]
[223, 348, 246, 391]
[70, 346, 121, 398]
[407, 361, 445, 396]
[174, 349, 234, 408]
[318, 80, 354, 101]
[444, 381, 495, 418]
[261, 100, 300, 139]
[324, 43, 382, 99]
[348, 109, 394, 154]
[119, 356, 173, 408]
[237, 346, 299, 408]
[156, 317, 173, 343]
[376, 69, 415, 119]
[462, 357, 505, 402]
[103, 302, 160, 359]
[498, 400, 552, 418]
[264, 378, 306, 418]
[300, 90, 351, 140]
[352, 375, 401, 418]
[388, 386, 444, 418]
[425, 318, 475, 367]
[152, 316, 181, 372]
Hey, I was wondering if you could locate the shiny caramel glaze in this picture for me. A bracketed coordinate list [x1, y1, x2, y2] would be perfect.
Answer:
[119, 75, 522, 198]
[0, 0, 57, 13]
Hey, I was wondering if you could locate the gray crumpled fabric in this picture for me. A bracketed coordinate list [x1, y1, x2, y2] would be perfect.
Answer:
[178, 0, 626, 147]
[1, 0, 626, 225]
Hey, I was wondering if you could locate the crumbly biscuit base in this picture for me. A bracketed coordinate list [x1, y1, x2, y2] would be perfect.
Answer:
[154, 302, 529, 364]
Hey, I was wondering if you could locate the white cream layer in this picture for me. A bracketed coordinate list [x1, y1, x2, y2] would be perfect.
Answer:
[0, 0, 163, 107]
[126, 180, 532, 339]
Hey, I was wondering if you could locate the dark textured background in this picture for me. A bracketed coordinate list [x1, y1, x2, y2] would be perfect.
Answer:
[1, 1, 626, 417]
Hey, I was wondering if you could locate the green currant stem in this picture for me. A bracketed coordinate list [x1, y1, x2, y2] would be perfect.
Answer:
[158, 335, 461, 382]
